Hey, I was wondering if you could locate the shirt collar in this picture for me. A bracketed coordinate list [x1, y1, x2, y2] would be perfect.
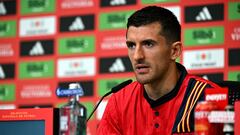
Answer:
[143, 63, 188, 108]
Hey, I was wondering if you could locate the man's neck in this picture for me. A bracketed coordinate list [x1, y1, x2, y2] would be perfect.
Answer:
[144, 64, 180, 101]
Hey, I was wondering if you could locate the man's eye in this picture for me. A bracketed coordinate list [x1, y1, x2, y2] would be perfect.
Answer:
[127, 43, 135, 49]
[144, 42, 154, 47]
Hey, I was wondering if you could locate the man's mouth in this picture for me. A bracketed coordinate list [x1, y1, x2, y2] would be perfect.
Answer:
[135, 64, 149, 74]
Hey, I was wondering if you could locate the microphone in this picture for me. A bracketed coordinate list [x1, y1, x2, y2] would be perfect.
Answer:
[111, 79, 133, 93]
[86, 79, 132, 122]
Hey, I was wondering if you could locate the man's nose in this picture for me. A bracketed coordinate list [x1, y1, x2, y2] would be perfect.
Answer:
[133, 46, 144, 61]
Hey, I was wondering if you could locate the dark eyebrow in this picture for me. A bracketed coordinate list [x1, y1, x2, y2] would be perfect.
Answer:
[126, 41, 135, 45]
[141, 39, 157, 44]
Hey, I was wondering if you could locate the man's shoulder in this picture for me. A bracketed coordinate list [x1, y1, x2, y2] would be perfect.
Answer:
[186, 74, 220, 88]
[112, 81, 143, 100]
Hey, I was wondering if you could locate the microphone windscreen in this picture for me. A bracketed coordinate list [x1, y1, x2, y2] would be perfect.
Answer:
[111, 79, 132, 93]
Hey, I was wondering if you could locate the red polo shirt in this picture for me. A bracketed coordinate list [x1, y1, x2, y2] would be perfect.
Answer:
[97, 63, 220, 135]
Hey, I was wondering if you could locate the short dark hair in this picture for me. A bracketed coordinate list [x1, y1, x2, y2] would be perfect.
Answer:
[127, 6, 181, 44]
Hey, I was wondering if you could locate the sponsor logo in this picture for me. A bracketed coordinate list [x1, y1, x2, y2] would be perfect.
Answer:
[28, 0, 46, 8]
[69, 17, 85, 31]
[60, 14, 94, 32]
[228, 2, 240, 20]
[0, 66, 5, 79]
[60, 0, 94, 9]
[231, 26, 240, 41]
[0, 42, 15, 57]
[20, 39, 54, 57]
[184, 26, 224, 46]
[206, 94, 227, 101]
[0, 0, 16, 16]
[57, 57, 96, 78]
[58, 35, 95, 55]
[110, 58, 125, 72]
[0, 104, 16, 109]
[56, 87, 84, 97]
[58, 80, 94, 97]
[0, 84, 15, 101]
[0, 2, 6, 15]
[141, 0, 179, 4]
[0, 63, 15, 79]
[183, 48, 224, 70]
[195, 7, 212, 21]
[98, 77, 132, 96]
[208, 111, 234, 123]
[229, 48, 240, 66]
[110, 0, 126, 6]
[20, 84, 52, 98]
[228, 71, 240, 81]
[99, 56, 132, 73]
[19, 16, 56, 37]
[100, 34, 127, 50]
[195, 111, 209, 119]
[30, 42, 45, 55]
[0, 20, 16, 38]
[19, 60, 54, 79]
[21, 0, 55, 14]
[100, 0, 136, 7]
[99, 10, 134, 30]
[205, 88, 228, 109]
[185, 4, 224, 23]
[196, 73, 223, 83]
[17, 80, 56, 102]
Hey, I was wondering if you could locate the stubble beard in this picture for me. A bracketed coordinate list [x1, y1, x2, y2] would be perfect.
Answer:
[135, 73, 153, 84]
[135, 69, 165, 85]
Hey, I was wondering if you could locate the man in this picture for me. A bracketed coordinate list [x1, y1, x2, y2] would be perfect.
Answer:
[97, 6, 220, 135]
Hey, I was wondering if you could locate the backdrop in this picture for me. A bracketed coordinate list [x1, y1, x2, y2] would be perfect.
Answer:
[0, 0, 239, 134]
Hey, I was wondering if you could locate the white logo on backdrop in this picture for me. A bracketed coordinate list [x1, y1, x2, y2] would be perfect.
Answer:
[196, 7, 212, 21]
[109, 58, 125, 72]
[29, 41, 44, 55]
[183, 48, 224, 70]
[57, 57, 96, 78]
[0, 65, 5, 79]
[0, 104, 16, 110]
[19, 16, 56, 37]
[69, 17, 85, 31]
[0, 2, 6, 15]
[110, 0, 126, 6]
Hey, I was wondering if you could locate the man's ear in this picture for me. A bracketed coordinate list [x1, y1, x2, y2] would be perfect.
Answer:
[170, 41, 182, 60]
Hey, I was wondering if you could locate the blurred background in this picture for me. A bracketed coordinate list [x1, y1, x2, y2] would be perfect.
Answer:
[0, 0, 239, 134]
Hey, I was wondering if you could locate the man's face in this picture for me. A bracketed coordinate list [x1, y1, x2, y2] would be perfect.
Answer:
[126, 22, 172, 84]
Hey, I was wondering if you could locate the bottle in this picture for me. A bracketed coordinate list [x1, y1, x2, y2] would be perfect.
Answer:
[223, 105, 234, 135]
[59, 83, 87, 135]
[194, 101, 223, 135]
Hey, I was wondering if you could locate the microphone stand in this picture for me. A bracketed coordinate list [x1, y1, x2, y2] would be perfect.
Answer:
[86, 91, 112, 122]
[86, 79, 132, 123]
